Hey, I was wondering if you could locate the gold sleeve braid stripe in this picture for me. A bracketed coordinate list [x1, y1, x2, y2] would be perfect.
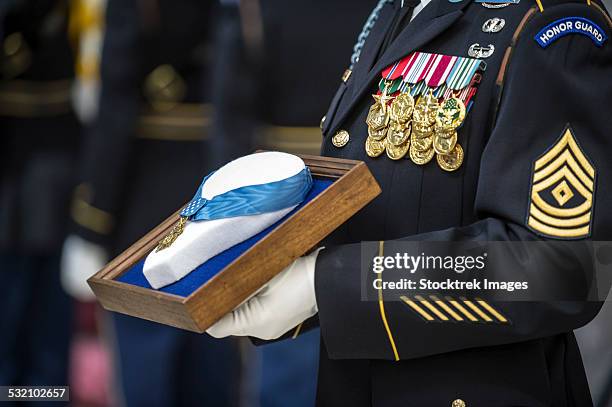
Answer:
[400, 295, 509, 324]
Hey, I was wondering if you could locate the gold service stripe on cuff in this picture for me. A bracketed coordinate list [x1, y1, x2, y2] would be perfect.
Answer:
[475, 299, 509, 323]
[446, 297, 479, 322]
[429, 296, 464, 321]
[400, 296, 435, 321]
[462, 299, 493, 322]
[414, 295, 450, 321]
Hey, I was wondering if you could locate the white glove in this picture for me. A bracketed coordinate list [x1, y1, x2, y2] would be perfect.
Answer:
[207, 248, 323, 340]
[60, 234, 109, 301]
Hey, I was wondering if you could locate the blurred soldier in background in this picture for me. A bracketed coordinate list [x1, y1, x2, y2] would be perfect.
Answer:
[61, 0, 241, 405]
[208, 1, 375, 405]
[0, 0, 78, 391]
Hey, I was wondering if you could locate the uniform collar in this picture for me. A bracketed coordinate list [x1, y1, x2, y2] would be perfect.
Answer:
[328, 0, 473, 136]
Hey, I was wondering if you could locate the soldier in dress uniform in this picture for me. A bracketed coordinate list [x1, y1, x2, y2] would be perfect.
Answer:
[207, 0, 612, 405]
[0, 0, 77, 391]
[208, 1, 375, 406]
[61, 0, 241, 405]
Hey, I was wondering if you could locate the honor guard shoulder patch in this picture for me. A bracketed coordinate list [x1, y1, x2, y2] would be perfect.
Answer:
[527, 126, 595, 239]
[535, 17, 608, 48]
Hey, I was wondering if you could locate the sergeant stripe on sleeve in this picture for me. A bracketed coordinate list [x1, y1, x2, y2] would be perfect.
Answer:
[400, 295, 509, 324]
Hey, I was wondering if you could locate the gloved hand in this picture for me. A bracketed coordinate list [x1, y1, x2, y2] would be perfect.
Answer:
[60, 234, 109, 301]
[207, 248, 323, 340]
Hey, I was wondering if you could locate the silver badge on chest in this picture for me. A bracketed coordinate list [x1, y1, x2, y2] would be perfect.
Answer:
[468, 43, 495, 58]
[482, 18, 506, 33]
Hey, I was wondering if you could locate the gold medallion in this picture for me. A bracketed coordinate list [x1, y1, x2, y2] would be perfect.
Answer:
[332, 130, 350, 147]
[413, 124, 433, 138]
[365, 135, 386, 158]
[389, 92, 415, 123]
[156, 216, 187, 252]
[386, 139, 410, 160]
[433, 132, 457, 155]
[435, 129, 457, 139]
[435, 97, 466, 131]
[387, 122, 410, 146]
[413, 92, 439, 127]
[366, 84, 393, 136]
[409, 145, 435, 165]
[436, 144, 464, 172]
[366, 99, 390, 132]
[411, 132, 433, 152]
[368, 124, 388, 141]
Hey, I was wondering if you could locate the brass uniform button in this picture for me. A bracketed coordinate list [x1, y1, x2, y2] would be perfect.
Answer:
[452, 399, 466, 407]
[332, 130, 350, 148]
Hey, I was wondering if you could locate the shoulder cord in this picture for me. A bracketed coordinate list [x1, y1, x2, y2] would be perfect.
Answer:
[350, 0, 394, 70]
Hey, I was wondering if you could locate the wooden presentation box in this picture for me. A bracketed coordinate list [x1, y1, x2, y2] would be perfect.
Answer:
[88, 155, 381, 333]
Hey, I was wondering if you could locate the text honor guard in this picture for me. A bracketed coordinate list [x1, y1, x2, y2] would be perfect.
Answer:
[208, 0, 612, 405]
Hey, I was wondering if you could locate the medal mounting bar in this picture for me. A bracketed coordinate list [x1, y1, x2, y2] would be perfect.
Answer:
[88, 154, 381, 333]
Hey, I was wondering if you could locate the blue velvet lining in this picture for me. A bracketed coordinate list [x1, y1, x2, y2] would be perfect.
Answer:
[117, 178, 333, 297]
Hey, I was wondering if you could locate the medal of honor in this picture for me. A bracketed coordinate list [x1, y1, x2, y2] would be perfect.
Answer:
[156, 216, 188, 252]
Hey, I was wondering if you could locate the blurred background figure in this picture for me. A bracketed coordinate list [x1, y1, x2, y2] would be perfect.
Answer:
[208, 1, 375, 406]
[61, 0, 241, 405]
[0, 0, 78, 396]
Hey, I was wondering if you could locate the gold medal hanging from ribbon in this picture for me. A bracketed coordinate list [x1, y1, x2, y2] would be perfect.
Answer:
[386, 87, 414, 160]
[156, 216, 187, 252]
[363, 51, 486, 171]
[365, 81, 393, 156]
[433, 95, 466, 171]
[409, 90, 438, 165]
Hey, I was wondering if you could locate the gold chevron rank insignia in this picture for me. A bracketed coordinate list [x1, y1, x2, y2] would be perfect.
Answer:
[527, 126, 595, 239]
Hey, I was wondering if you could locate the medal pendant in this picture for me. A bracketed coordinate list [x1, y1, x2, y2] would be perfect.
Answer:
[365, 135, 386, 158]
[409, 145, 435, 165]
[386, 139, 410, 160]
[366, 84, 393, 137]
[413, 122, 434, 137]
[411, 131, 433, 152]
[435, 97, 466, 131]
[389, 92, 415, 123]
[433, 132, 457, 155]
[435, 129, 457, 139]
[368, 124, 388, 141]
[413, 92, 439, 127]
[436, 144, 464, 171]
[156, 216, 188, 252]
[366, 100, 390, 133]
[387, 121, 410, 146]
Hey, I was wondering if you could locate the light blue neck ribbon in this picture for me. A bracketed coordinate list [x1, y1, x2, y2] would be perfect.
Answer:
[180, 168, 313, 221]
